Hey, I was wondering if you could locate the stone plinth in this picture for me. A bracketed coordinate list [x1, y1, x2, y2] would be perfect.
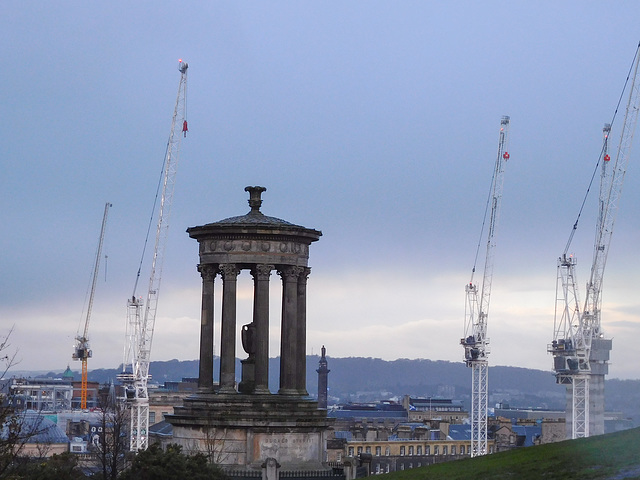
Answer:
[167, 393, 333, 470]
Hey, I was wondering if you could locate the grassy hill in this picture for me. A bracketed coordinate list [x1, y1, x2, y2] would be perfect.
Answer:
[379, 427, 640, 480]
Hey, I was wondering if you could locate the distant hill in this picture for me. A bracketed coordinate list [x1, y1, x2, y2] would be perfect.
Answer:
[30, 356, 639, 427]
[379, 426, 640, 480]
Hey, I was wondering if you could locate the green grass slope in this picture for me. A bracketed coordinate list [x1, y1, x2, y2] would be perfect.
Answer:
[379, 427, 640, 480]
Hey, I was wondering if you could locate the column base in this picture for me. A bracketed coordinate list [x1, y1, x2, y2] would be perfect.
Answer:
[277, 388, 300, 396]
[218, 386, 238, 394]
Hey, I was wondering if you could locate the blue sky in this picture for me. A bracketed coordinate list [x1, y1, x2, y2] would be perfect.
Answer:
[2, 2, 640, 380]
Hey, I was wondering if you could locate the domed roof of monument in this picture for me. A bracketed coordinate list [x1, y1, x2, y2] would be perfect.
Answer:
[213, 212, 295, 227]
[196, 186, 319, 234]
[214, 202, 297, 227]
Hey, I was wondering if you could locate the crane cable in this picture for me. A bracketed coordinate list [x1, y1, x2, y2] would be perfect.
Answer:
[563, 42, 640, 256]
[131, 141, 171, 298]
[470, 166, 496, 285]
[77, 205, 111, 336]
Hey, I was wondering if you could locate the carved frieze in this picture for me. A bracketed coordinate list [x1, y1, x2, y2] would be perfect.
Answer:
[200, 239, 310, 255]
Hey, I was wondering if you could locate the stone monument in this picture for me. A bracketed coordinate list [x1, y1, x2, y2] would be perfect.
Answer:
[166, 186, 332, 470]
[316, 346, 330, 410]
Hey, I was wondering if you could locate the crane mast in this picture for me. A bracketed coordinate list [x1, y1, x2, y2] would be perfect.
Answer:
[73, 202, 111, 409]
[121, 61, 188, 452]
[550, 43, 640, 439]
[461, 116, 510, 457]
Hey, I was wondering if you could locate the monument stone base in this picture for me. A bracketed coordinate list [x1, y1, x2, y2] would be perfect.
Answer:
[166, 393, 333, 470]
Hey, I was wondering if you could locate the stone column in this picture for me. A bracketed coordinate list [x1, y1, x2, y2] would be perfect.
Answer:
[252, 264, 274, 394]
[219, 263, 240, 393]
[197, 264, 217, 391]
[278, 266, 302, 395]
[296, 267, 311, 395]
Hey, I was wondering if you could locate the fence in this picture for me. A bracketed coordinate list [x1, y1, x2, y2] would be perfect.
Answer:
[225, 465, 345, 480]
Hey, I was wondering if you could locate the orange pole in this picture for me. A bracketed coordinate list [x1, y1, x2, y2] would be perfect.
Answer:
[80, 358, 88, 409]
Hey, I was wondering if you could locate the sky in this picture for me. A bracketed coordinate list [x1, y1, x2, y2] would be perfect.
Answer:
[2, 2, 640, 381]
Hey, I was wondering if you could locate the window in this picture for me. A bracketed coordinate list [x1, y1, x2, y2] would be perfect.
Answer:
[400, 446, 405, 456]
[336, 453, 342, 462]
[434, 446, 439, 455]
[375, 446, 381, 456]
[408, 446, 414, 456]
[366, 446, 371, 454]
[460, 445, 465, 455]
[443, 446, 448, 455]
[385, 447, 390, 456]
[357, 447, 363, 455]
[149, 412, 156, 424]
[425, 445, 430, 455]
[348, 447, 354, 456]
[451, 445, 456, 455]
[417, 445, 422, 455]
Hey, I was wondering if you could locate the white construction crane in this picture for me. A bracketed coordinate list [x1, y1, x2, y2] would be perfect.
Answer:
[461, 116, 510, 457]
[120, 60, 188, 452]
[73, 202, 112, 410]
[549, 43, 640, 439]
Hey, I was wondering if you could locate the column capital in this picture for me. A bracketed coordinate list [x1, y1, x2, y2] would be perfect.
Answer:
[197, 263, 218, 281]
[298, 267, 311, 282]
[278, 265, 304, 281]
[219, 263, 240, 279]
[251, 264, 274, 280]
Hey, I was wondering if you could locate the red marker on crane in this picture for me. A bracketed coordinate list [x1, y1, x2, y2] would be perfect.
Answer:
[178, 59, 188, 136]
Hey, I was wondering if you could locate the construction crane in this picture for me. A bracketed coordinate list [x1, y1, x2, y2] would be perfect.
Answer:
[120, 60, 188, 452]
[549, 43, 640, 439]
[73, 202, 112, 409]
[461, 116, 510, 457]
